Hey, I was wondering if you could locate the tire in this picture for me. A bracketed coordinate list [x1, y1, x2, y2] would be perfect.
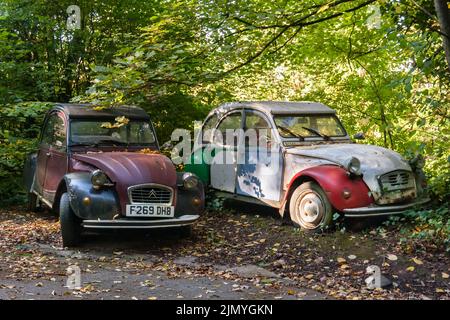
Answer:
[289, 181, 333, 232]
[27, 192, 39, 212]
[59, 192, 83, 247]
[178, 225, 192, 238]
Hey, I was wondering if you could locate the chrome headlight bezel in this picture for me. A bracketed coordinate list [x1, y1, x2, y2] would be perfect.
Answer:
[346, 156, 362, 176]
[91, 169, 114, 189]
[182, 172, 199, 190]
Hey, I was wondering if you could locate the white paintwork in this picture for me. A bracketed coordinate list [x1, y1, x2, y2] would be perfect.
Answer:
[285, 143, 412, 197]
[236, 146, 283, 201]
[204, 101, 419, 209]
[210, 148, 237, 193]
[217, 101, 335, 115]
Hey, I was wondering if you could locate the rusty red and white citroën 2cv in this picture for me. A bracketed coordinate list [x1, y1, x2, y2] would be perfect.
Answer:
[185, 101, 429, 232]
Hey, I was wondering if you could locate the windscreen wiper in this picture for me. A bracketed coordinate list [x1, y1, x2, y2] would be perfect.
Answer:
[69, 142, 97, 148]
[276, 125, 305, 140]
[96, 139, 129, 146]
[302, 127, 330, 140]
[70, 140, 129, 148]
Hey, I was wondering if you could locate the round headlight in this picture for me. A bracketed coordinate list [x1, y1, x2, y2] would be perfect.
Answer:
[183, 172, 199, 190]
[346, 157, 362, 176]
[91, 170, 111, 189]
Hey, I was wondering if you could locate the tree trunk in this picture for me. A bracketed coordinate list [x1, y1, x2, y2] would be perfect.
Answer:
[434, 0, 450, 72]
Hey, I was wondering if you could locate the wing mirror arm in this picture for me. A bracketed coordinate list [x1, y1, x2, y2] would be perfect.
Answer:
[353, 132, 365, 140]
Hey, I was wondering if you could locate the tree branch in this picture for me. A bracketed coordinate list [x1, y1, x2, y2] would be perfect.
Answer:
[224, 0, 377, 75]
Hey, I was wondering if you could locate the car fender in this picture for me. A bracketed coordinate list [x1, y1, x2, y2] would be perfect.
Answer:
[175, 172, 205, 216]
[23, 152, 37, 193]
[286, 165, 374, 212]
[63, 172, 120, 220]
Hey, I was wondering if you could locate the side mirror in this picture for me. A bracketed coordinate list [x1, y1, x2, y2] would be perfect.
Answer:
[353, 132, 365, 140]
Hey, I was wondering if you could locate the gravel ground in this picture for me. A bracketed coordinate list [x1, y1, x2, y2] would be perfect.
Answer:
[0, 201, 448, 300]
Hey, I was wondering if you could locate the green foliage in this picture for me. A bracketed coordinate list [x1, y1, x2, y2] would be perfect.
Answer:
[0, 102, 52, 203]
[386, 205, 450, 252]
[0, 0, 448, 252]
[146, 93, 209, 144]
[0, 0, 161, 103]
[75, 1, 213, 142]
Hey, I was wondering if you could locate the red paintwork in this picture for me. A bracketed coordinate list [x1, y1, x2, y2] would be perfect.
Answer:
[36, 147, 48, 192]
[37, 112, 68, 202]
[45, 148, 67, 200]
[71, 152, 177, 213]
[34, 106, 174, 214]
[286, 165, 374, 211]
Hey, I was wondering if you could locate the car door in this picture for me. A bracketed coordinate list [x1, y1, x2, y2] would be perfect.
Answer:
[210, 111, 243, 193]
[35, 113, 57, 198]
[184, 112, 220, 185]
[236, 110, 283, 202]
[42, 112, 68, 203]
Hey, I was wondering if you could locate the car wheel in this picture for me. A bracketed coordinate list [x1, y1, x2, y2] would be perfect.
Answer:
[59, 192, 83, 247]
[178, 225, 192, 238]
[289, 182, 333, 232]
[27, 192, 39, 212]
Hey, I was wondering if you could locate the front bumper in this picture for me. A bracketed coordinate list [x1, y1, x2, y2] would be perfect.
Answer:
[343, 197, 430, 218]
[82, 214, 199, 229]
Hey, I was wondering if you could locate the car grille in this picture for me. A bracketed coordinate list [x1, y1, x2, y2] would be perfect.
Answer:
[379, 170, 415, 192]
[129, 185, 173, 204]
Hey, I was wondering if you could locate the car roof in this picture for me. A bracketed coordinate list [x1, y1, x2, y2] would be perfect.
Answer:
[52, 103, 150, 120]
[214, 101, 336, 116]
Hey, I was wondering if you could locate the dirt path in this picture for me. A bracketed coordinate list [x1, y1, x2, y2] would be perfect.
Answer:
[0, 203, 448, 300]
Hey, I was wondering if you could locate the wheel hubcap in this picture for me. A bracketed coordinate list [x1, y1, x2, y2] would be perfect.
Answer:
[297, 192, 324, 229]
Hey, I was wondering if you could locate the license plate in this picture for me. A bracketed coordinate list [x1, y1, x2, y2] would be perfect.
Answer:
[126, 205, 175, 217]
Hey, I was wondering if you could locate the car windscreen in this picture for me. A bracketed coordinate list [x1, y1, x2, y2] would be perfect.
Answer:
[70, 120, 157, 146]
[274, 114, 346, 139]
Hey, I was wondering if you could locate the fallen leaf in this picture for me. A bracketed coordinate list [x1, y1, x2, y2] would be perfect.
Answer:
[442, 272, 449, 279]
[348, 255, 357, 260]
[406, 266, 415, 272]
[436, 288, 445, 293]
[412, 257, 423, 265]
[337, 257, 346, 264]
[386, 254, 398, 261]
[148, 296, 158, 300]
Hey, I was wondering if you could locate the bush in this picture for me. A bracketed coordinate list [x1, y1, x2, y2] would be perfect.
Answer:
[0, 102, 52, 204]
[386, 204, 450, 252]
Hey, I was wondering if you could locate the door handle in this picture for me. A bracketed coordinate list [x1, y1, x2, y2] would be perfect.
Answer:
[46, 152, 51, 157]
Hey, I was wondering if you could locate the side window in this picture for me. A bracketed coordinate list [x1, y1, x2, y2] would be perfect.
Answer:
[129, 122, 156, 144]
[201, 114, 219, 144]
[214, 112, 242, 146]
[41, 116, 56, 147]
[218, 113, 242, 131]
[245, 112, 272, 147]
[40, 113, 66, 151]
[53, 116, 66, 151]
